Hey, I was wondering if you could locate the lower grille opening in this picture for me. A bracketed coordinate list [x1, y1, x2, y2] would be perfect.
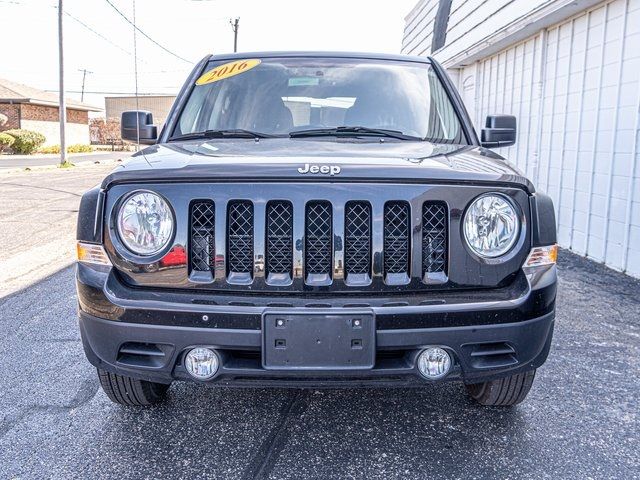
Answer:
[117, 342, 172, 368]
[222, 349, 410, 370]
[464, 342, 517, 369]
[376, 350, 407, 360]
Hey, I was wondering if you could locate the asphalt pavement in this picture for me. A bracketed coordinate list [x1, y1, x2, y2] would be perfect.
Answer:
[0, 258, 638, 478]
[0, 164, 116, 297]
[0, 165, 638, 479]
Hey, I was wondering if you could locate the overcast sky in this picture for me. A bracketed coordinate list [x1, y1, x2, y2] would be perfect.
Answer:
[0, 0, 417, 112]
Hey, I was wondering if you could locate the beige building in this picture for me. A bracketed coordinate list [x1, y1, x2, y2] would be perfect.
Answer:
[105, 95, 176, 131]
[0, 77, 101, 146]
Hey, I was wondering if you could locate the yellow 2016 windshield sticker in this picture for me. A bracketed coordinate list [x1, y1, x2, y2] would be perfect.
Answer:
[195, 59, 261, 85]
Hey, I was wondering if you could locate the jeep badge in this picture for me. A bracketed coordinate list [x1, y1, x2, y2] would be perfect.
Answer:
[297, 164, 341, 176]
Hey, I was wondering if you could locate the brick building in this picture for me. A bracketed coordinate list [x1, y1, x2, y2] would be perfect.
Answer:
[0, 77, 101, 146]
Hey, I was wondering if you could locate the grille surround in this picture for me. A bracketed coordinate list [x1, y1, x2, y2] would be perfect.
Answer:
[113, 183, 531, 293]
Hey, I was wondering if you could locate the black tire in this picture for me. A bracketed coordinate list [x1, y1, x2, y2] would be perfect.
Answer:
[97, 369, 170, 406]
[465, 369, 536, 406]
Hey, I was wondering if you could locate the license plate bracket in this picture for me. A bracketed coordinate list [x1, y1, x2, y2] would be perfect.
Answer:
[262, 310, 375, 370]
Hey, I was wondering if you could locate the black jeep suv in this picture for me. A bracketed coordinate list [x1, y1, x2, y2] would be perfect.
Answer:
[76, 52, 557, 407]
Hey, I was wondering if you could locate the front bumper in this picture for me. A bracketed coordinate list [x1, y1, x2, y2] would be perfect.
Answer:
[77, 263, 556, 387]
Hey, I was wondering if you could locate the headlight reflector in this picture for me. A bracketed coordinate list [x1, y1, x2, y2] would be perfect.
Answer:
[463, 194, 519, 258]
[117, 191, 174, 255]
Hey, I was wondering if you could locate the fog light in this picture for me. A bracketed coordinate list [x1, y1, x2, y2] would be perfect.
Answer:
[185, 347, 219, 380]
[417, 347, 452, 380]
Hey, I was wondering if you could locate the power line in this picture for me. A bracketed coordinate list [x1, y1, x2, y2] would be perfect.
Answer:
[103, 0, 193, 64]
[59, 7, 151, 64]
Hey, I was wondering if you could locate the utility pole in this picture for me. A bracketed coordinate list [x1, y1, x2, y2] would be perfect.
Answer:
[229, 17, 239, 52]
[58, 0, 66, 165]
[78, 69, 93, 103]
[132, 0, 140, 150]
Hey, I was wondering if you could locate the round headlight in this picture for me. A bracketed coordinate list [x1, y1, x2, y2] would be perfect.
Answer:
[463, 194, 519, 258]
[117, 191, 174, 255]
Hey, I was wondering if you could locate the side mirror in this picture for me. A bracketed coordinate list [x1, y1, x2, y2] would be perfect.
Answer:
[121, 111, 158, 145]
[481, 114, 516, 148]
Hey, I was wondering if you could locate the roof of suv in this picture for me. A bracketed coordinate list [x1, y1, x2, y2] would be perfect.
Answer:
[206, 51, 431, 64]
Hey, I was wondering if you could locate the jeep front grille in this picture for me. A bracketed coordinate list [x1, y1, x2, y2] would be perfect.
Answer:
[186, 191, 449, 291]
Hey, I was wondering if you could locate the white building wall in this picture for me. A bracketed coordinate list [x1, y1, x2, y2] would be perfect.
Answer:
[402, 0, 439, 56]
[402, 0, 640, 277]
[20, 119, 89, 147]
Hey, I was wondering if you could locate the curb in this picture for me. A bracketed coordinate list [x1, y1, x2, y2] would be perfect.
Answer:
[0, 158, 123, 175]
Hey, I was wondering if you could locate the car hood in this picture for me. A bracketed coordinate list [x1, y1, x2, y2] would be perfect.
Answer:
[102, 138, 534, 192]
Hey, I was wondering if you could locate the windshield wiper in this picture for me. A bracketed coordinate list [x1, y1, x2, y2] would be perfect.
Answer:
[169, 129, 277, 141]
[289, 126, 422, 141]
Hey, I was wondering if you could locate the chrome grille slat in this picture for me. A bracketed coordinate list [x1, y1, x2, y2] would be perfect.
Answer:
[345, 201, 371, 276]
[266, 201, 293, 276]
[422, 202, 447, 275]
[227, 201, 254, 275]
[383, 201, 410, 276]
[305, 201, 332, 277]
[189, 201, 215, 272]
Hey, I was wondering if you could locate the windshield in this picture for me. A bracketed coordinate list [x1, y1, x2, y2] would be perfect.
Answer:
[173, 57, 467, 144]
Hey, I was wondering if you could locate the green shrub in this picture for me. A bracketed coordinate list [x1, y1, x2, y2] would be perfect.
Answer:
[3, 129, 46, 154]
[0, 132, 15, 152]
[67, 144, 93, 153]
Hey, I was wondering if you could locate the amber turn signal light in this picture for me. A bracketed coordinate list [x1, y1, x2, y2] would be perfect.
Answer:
[77, 242, 112, 266]
[524, 244, 558, 268]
